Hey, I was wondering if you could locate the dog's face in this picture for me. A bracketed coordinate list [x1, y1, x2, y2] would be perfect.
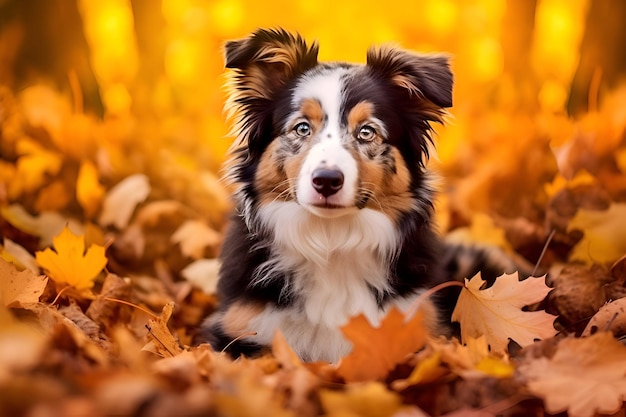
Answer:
[225, 29, 453, 223]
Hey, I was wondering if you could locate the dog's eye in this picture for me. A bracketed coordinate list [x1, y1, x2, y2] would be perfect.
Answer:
[294, 122, 311, 138]
[357, 125, 376, 141]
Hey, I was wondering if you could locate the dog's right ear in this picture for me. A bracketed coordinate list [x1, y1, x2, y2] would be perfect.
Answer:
[225, 28, 319, 100]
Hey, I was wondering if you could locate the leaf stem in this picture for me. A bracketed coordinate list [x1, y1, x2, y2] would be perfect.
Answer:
[406, 280, 465, 319]
[103, 297, 159, 319]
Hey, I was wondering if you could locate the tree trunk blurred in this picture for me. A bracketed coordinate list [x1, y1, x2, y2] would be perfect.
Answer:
[568, 0, 626, 115]
[0, 0, 103, 114]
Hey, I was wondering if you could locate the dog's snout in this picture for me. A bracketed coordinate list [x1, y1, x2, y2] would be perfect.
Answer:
[311, 168, 344, 197]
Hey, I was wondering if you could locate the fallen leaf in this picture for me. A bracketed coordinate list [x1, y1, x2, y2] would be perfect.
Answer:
[519, 332, 626, 417]
[0, 204, 82, 247]
[76, 161, 105, 218]
[582, 297, 626, 337]
[0, 305, 46, 383]
[433, 336, 514, 379]
[34, 180, 70, 212]
[143, 301, 183, 358]
[98, 174, 151, 229]
[35, 225, 107, 292]
[10, 137, 63, 197]
[180, 258, 220, 294]
[86, 273, 132, 329]
[0, 258, 48, 308]
[337, 308, 426, 382]
[319, 382, 404, 417]
[547, 263, 610, 330]
[391, 349, 447, 390]
[171, 219, 221, 259]
[451, 272, 556, 354]
[1, 237, 39, 274]
[568, 203, 626, 264]
[445, 212, 511, 250]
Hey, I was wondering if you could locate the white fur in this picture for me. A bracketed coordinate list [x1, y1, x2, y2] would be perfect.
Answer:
[292, 69, 360, 211]
[250, 201, 401, 362]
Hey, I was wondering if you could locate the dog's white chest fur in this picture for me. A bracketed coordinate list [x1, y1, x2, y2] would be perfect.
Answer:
[250, 201, 400, 362]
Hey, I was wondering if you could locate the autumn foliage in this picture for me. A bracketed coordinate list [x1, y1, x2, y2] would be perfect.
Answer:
[2, 1, 626, 416]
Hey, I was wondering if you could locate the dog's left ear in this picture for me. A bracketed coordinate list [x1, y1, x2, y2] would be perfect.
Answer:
[366, 46, 453, 109]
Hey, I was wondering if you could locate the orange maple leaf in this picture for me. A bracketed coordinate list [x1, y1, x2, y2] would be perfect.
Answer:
[35, 226, 107, 292]
[452, 272, 557, 354]
[336, 308, 426, 382]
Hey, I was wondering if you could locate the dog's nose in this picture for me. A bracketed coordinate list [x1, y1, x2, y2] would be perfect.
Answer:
[311, 168, 344, 197]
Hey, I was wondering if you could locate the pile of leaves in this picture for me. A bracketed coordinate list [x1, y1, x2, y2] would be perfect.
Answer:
[2, 75, 626, 416]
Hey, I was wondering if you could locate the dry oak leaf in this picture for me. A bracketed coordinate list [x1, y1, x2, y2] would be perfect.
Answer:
[143, 301, 183, 358]
[451, 272, 556, 354]
[519, 332, 626, 417]
[35, 225, 107, 292]
[337, 308, 426, 382]
[0, 258, 48, 308]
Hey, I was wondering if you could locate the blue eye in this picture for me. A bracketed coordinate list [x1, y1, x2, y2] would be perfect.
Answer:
[357, 125, 376, 141]
[294, 122, 311, 137]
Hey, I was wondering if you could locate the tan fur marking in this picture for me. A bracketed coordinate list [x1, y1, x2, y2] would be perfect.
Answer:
[255, 140, 292, 205]
[347, 101, 374, 132]
[359, 147, 415, 223]
[283, 151, 307, 188]
[221, 302, 264, 337]
[300, 98, 324, 128]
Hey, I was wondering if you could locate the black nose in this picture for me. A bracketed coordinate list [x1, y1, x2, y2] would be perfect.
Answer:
[311, 168, 344, 197]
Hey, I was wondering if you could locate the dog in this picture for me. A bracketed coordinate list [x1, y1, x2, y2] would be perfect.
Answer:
[197, 28, 516, 362]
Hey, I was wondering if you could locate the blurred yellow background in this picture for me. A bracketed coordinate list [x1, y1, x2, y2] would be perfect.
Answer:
[1, 0, 626, 273]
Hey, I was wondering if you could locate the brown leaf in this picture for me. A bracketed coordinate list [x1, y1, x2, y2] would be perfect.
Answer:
[519, 332, 626, 417]
[143, 301, 183, 358]
[336, 308, 426, 382]
[0, 258, 48, 308]
[582, 297, 626, 337]
[86, 273, 132, 329]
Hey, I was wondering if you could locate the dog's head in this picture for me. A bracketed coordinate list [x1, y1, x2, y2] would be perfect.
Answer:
[224, 28, 452, 223]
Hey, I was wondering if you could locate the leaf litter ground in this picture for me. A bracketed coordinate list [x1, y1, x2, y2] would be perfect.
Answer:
[2, 83, 626, 417]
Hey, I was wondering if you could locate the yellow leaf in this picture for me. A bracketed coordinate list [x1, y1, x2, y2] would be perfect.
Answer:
[519, 333, 626, 417]
[77, 161, 105, 218]
[9, 138, 63, 198]
[451, 272, 556, 354]
[35, 226, 107, 291]
[445, 212, 510, 250]
[544, 170, 596, 198]
[403, 350, 446, 386]
[0, 258, 48, 308]
[474, 357, 514, 378]
[320, 382, 403, 417]
[568, 203, 626, 264]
